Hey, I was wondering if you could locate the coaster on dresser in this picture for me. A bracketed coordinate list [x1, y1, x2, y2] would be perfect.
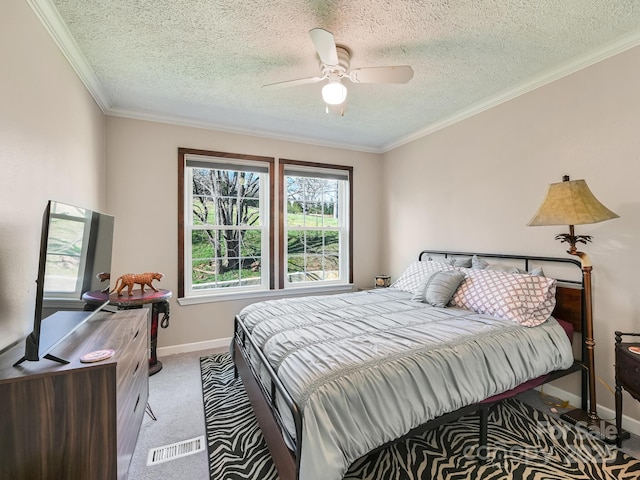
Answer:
[80, 349, 115, 363]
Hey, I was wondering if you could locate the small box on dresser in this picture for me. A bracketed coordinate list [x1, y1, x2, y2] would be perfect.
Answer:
[0, 309, 149, 480]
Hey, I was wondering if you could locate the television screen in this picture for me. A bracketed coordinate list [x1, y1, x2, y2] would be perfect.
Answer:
[13, 201, 115, 366]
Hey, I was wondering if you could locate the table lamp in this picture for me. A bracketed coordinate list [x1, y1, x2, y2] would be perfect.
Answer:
[528, 174, 620, 442]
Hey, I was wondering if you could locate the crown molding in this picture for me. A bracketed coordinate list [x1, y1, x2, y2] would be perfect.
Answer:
[106, 107, 383, 154]
[383, 30, 640, 153]
[27, 0, 112, 111]
[28, 0, 640, 155]
[27, 0, 380, 154]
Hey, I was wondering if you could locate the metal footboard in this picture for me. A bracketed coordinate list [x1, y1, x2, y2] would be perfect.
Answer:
[233, 314, 302, 478]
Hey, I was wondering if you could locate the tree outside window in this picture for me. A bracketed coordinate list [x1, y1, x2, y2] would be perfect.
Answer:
[191, 169, 263, 288]
[280, 160, 352, 289]
[286, 176, 341, 283]
[178, 149, 273, 297]
[178, 150, 351, 299]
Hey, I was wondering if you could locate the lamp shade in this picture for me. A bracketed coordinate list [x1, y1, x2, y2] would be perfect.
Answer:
[527, 178, 619, 227]
[322, 81, 347, 105]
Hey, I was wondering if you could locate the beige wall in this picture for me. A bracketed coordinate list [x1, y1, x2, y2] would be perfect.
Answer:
[7, 0, 640, 430]
[382, 45, 640, 424]
[0, 1, 106, 349]
[105, 117, 381, 349]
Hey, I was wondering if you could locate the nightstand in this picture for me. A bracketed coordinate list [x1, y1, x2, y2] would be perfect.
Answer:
[614, 331, 640, 447]
[83, 288, 171, 376]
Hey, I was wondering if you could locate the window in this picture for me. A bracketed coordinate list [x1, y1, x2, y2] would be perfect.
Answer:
[178, 149, 274, 297]
[279, 159, 353, 289]
[178, 150, 352, 299]
[44, 203, 91, 296]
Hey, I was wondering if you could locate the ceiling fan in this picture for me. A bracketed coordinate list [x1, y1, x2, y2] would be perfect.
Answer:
[262, 28, 414, 114]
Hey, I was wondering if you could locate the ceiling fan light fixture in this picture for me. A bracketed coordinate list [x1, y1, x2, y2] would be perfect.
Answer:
[262, 28, 414, 114]
[322, 80, 347, 105]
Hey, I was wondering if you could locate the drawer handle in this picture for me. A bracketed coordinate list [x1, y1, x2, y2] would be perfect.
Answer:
[133, 361, 140, 377]
[133, 329, 140, 341]
[134, 394, 140, 413]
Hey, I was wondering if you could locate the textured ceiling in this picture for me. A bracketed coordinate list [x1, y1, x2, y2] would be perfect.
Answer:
[33, 0, 640, 152]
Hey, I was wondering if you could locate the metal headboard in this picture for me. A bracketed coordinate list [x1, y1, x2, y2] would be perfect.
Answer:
[418, 250, 582, 281]
[418, 250, 587, 406]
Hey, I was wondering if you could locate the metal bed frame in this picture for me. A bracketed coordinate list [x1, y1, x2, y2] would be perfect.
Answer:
[232, 250, 588, 480]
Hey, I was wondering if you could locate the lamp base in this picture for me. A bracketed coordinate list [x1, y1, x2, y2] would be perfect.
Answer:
[560, 408, 629, 444]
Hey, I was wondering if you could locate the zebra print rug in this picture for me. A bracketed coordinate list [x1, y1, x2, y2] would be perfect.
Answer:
[201, 353, 640, 479]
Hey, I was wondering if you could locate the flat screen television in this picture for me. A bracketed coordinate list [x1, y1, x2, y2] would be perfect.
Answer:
[13, 200, 115, 366]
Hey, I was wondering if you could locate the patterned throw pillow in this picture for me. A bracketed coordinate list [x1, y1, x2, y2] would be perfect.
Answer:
[450, 268, 557, 326]
[390, 260, 455, 295]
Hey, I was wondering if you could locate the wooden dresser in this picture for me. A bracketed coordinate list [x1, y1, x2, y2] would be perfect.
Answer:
[0, 309, 149, 480]
[615, 331, 640, 447]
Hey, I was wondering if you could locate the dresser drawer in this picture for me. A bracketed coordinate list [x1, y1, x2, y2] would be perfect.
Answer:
[118, 339, 148, 415]
[616, 345, 640, 401]
[115, 312, 149, 479]
[117, 321, 146, 392]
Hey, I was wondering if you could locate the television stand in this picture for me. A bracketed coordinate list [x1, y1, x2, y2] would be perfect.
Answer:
[43, 352, 70, 364]
[13, 352, 70, 367]
[12, 310, 101, 367]
[0, 309, 149, 480]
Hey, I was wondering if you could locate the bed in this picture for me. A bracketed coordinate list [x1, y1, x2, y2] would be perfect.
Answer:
[231, 251, 587, 480]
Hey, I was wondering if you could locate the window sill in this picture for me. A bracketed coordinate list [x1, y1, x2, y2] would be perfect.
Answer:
[177, 283, 355, 306]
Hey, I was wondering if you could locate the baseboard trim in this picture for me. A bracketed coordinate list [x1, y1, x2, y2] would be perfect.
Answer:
[539, 383, 640, 438]
[157, 337, 231, 357]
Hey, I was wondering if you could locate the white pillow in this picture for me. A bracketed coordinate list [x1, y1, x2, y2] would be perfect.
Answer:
[471, 255, 545, 276]
[449, 257, 472, 267]
[471, 255, 489, 269]
[390, 260, 454, 295]
[450, 268, 556, 326]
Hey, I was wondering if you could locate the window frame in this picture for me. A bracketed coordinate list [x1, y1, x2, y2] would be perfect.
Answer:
[278, 159, 353, 289]
[178, 148, 274, 298]
[44, 206, 92, 298]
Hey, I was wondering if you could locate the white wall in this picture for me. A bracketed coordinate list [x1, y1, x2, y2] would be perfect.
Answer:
[0, 1, 106, 350]
[105, 116, 381, 350]
[382, 45, 640, 426]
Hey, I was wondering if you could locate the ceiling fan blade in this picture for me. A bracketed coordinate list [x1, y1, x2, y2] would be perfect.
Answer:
[309, 28, 339, 66]
[262, 76, 324, 90]
[348, 65, 414, 84]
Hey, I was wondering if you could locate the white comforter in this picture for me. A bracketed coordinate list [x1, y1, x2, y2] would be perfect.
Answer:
[238, 288, 574, 480]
